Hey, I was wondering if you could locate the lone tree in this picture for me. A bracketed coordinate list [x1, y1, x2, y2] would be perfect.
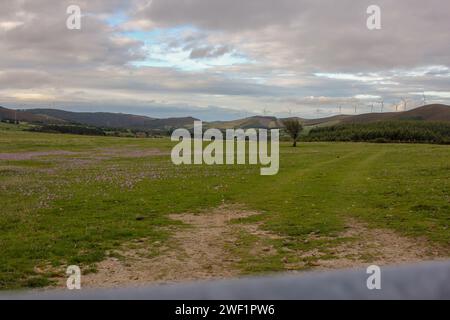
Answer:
[283, 119, 303, 147]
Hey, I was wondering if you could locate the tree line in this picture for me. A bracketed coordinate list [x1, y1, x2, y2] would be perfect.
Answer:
[27, 124, 169, 138]
[302, 121, 450, 144]
[23, 120, 450, 145]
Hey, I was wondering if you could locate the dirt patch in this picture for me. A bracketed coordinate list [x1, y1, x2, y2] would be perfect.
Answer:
[286, 219, 447, 271]
[78, 205, 262, 288]
[0, 150, 78, 161]
[50, 208, 447, 289]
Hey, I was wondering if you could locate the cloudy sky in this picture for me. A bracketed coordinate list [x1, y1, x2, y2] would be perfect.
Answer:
[1, 0, 449, 120]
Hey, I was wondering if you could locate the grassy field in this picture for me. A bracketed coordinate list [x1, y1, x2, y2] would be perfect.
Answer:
[0, 125, 449, 289]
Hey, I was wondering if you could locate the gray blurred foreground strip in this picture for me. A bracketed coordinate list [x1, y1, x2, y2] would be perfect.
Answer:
[2, 261, 449, 300]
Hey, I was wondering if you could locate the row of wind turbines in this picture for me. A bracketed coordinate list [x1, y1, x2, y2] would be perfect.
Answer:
[246, 93, 429, 118]
[336, 93, 428, 115]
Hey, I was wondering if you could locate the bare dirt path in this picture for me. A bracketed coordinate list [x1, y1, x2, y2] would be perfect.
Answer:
[285, 218, 446, 271]
[80, 205, 261, 288]
[51, 205, 446, 289]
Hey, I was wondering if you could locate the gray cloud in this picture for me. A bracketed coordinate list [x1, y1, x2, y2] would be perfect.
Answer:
[189, 45, 231, 59]
[0, 0, 146, 70]
[0, 0, 449, 119]
[134, 0, 450, 71]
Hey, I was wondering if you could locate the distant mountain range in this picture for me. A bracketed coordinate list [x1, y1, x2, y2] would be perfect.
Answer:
[0, 104, 449, 131]
[0, 107, 199, 131]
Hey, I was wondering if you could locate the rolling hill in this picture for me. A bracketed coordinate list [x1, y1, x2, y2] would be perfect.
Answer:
[1, 104, 449, 131]
[141, 117, 200, 130]
[0, 106, 65, 124]
[341, 104, 450, 124]
[24, 108, 199, 130]
[211, 105, 450, 129]
[25, 109, 156, 129]
[207, 116, 285, 130]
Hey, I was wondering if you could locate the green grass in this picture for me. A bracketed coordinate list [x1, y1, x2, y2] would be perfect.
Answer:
[0, 125, 449, 289]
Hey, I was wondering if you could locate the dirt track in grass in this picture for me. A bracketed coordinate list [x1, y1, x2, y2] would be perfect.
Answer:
[57, 205, 447, 289]
[80, 205, 260, 288]
[285, 218, 446, 271]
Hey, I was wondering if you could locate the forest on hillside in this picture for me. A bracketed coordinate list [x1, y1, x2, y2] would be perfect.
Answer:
[303, 121, 450, 144]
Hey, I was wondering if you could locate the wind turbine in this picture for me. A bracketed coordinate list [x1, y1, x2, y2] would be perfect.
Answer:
[401, 98, 407, 111]
[371, 103, 374, 113]
[422, 92, 427, 106]
[379, 99, 384, 112]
